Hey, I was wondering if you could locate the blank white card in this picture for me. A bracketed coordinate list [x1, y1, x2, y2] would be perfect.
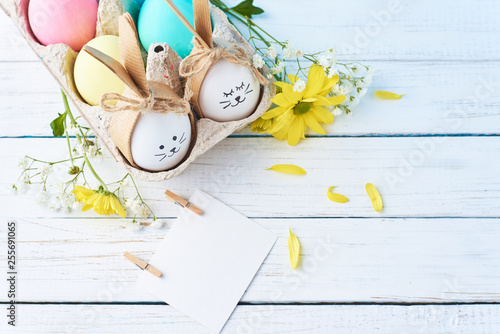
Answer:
[138, 190, 277, 333]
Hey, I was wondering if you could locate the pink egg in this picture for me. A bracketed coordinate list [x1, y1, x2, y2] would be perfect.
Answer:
[28, 0, 98, 51]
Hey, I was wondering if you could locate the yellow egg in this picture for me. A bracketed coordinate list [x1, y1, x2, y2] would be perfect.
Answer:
[74, 35, 125, 106]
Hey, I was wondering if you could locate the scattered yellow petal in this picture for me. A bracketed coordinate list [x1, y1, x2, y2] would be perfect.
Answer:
[365, 183, 383, 212]
[327, 186, 349, 203]
[266, 164, 306, 175]
[374, 90, 405, 100]
[288, 227, 301, 269]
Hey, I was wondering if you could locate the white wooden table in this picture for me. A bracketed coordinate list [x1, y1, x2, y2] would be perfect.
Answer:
[1, 0, 500, 332]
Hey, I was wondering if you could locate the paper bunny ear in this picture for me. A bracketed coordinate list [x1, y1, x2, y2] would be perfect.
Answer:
[83, 45, 145, 98]
[118, 13, 149, 97]
[162, 0, 212, 49]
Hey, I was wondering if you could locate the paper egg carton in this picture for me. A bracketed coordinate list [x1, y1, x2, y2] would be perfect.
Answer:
[0, 0, 274, 181]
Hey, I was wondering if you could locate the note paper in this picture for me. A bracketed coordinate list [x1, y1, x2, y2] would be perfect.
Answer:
[138, 190, 277, 333]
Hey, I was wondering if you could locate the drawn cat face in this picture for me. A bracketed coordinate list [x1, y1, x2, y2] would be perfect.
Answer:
[198, 59, 261, 122]
[219, 81, 254, 110]
[130, 112, 192, 172]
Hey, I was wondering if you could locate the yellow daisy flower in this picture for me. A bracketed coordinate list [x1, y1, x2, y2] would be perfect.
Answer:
[250, 117, 273, 133]
[72, 185, 126, 217]
[253, 65, 345, 146]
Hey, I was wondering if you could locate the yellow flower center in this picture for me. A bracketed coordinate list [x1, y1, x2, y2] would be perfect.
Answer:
[293, 101, 313, 115]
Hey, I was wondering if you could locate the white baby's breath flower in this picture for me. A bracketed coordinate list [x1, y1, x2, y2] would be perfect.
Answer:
[339, 81, 354, 95]
[126, 222, 143, 232]
[21, 174, 31, 184]
[266, 73, 273, 80]
[332, 107, 343, 116]
[59, 193, 75, 208]
[282, 47, 294, 59]
[37, 164, 52, 178]
[327, 66, 339, 78]
[16, 182, 30, 194]
[267, 45, 277, 58]
[150, 219, 165, 229]
[37, 190, 50, 205]
[271, 60, 285, 75]
[9, 184, 17, 194]
[120, 178, 130, 190]
[318, 56, 331, 70]
[331, 83, 341, 95]
[48, 199, 61, 211]
[284, 40, 293, 48]
[18, 157, 29, 170]
[294, 48, 304, 58]
[76, 144, 89, 156]
[72, 201, 83, 211]
[139, 206, 150, 218]
[358, 87, 368, 98]
[343, 95, 360, 109]
[252, 54, 265, 69]
[361, 74, 373, 87]
[67, 123, 79, 136]
[326, 47, 336, 59]
[352, 66, 361, 75]
[125, 198, 141, 214]
[88, 145, 98, 157]
[293, 79, 306, 92]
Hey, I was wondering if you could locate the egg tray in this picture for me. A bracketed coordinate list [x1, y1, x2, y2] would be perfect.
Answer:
[0, 0, 274, 181]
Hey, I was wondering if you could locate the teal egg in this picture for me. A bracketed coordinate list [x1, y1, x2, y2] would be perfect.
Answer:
[138, 0, 195, 58]
[122, 0, 141, 25]
[134, 0, 145, 6]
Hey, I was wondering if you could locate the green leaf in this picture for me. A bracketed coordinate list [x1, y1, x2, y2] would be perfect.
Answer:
[230, 0, 264, 18]
[50, 112, 67, 137]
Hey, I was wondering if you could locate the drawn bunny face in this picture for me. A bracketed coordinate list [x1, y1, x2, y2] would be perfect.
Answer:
[198, 59, 261, 122]
[130, 112, 192, 172]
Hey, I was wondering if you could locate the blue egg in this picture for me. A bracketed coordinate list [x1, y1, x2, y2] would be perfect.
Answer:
[122, 0, 141, 25]
[138, 0, 195, 58]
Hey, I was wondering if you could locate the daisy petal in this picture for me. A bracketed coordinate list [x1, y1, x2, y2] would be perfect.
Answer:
[304, 65, 325, 97]
[288, 74, 300, 84]
[272, 93, 292, 107]
[311, 106, 334, 124]
[261, 106, 287, 120]
[304, 112, 327, 134]
[287, 117, 303, 146]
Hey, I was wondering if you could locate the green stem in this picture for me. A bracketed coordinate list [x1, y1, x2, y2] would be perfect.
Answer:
[65, 130, 75, 166]
[25, 156, 82, 165]
[128, 174, 156, 220]
[61, 90, 107, 191]
[61, 89, 86, 138]
[83, 153, 107, 191]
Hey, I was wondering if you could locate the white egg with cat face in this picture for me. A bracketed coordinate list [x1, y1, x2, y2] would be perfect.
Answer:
[198, 59, 261, 122]
[130, 112, 192, 172]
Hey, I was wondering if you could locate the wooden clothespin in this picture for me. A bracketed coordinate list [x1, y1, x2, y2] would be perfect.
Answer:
[123, 252, 162, 278]
[165, 190, 203, 215]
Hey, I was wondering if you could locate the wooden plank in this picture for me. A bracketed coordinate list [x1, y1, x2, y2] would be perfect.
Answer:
[1, 0, 500, 61]
[1, 303, 500, 333]
[1, 137, 499, 218]
[4, 303, 500, 333]
[1, 60, 499, 137]
[1, 218, 500, 303]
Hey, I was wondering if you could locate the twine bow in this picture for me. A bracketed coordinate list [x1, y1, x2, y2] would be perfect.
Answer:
[100, 91, 192, 116]
[179, 38, 268, 85]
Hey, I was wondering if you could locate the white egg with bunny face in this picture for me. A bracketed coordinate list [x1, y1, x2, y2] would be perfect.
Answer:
[130, 112, 192, 172]
[198, 59, 261, 122]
